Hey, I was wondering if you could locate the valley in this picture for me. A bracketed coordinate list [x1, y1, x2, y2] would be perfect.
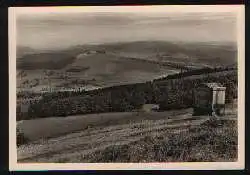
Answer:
[17, 41, 237, 93]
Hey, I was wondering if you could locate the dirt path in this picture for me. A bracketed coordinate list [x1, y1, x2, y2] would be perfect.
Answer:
[17, 113, 211, 163]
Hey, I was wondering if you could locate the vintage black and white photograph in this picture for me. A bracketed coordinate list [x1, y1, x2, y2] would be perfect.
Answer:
[9, 6, 244, 170]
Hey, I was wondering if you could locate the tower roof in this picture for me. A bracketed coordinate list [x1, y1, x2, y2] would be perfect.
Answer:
[201, 83, 226, 90]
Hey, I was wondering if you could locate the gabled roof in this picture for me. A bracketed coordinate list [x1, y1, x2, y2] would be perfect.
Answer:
[198, 82, 226, 90]
[203, 83, 223, 89]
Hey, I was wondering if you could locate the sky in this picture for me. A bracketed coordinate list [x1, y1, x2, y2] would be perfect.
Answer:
[16, 11, 237, 50]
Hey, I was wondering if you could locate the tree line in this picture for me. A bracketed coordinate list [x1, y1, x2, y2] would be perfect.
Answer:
[17, 67, 237, 120]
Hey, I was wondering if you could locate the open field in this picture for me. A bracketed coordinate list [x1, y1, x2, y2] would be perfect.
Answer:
[17, 105, 237, 163]
[17, 53, 179, 92]
[17, 108, 193, 141]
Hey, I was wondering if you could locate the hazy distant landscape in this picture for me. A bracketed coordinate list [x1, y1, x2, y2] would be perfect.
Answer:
[17, 41, 237, 92]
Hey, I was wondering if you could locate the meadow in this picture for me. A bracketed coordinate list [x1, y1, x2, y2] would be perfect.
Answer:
[17, 105, 237, 163]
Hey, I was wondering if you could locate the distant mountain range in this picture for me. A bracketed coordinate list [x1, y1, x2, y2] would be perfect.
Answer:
[17, 41, 237, 68]
[17, 46, 38, 58]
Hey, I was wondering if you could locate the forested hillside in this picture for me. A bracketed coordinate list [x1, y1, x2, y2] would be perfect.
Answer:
[17, 67, 237, 120]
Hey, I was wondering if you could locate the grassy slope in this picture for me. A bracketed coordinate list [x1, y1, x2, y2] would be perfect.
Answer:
[17, 111, 207, 162]
[17, 113, 237, 163]
[17, 101, 237, 162]
[83, 119, 237, 163]
[17, 108, 193, 142]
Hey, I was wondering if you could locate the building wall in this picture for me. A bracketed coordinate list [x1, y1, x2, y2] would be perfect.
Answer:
[194, 87, 212, 108]
[142, 104, 159, 112]
[212, 90, 226, 105]
[193, 84, 226, 116]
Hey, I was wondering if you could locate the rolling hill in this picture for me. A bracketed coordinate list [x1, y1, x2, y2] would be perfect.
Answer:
[16, 41, 237, 91]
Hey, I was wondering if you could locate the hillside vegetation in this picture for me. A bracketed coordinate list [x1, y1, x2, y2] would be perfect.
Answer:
[83, 119, 237, 163]
[17, 67, 237, 121]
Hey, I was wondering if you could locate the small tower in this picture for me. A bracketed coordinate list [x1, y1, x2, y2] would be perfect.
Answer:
[193, 83, 226, 116]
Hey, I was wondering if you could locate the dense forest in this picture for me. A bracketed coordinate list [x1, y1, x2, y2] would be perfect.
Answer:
[17, 67, 237, 120]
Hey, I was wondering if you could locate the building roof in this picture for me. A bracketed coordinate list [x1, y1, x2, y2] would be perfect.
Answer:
[204, 83, 223, 88]
[142, 104, 159, 111]
[200, 83, 226, 90]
